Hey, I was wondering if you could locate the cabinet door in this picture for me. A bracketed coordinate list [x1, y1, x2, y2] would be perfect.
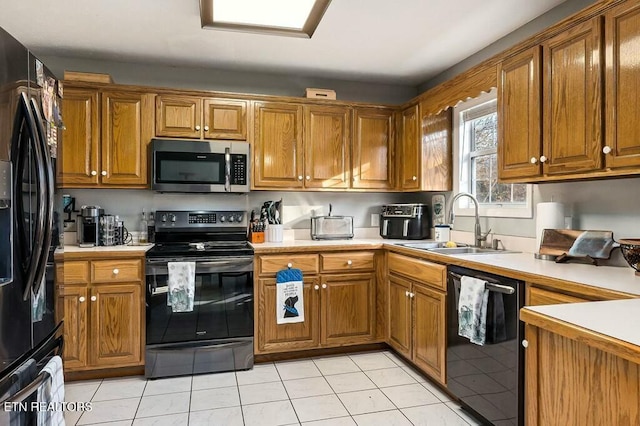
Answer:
[388, 275, 412, 358]
[101, 91, 154, 186]
[304, 105, 351, 189]
[605, 2, 640, 169]
[421, 108, 452, 191]
[498, 47, 542, 180]
[257, 278, 319, 353]
[203, 99, 247, 140]
[400, 105, 420, 190]
[352, 107, 394, 190]
[253, 102, 304, 188]
[155, 95, 202, 138]
[90, 284, 143, 368]
[321, 273, 375, 346]
[59, 286, 89, 370]
[60, 88, 100, 186]
[542, 18, 603, 175]
[412, 283, 446, 384]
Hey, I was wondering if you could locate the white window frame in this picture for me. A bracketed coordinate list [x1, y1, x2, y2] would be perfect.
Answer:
[452, 89, 533, 218]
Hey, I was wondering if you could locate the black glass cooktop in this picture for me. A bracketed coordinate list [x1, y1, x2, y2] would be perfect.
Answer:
[146, 241, 254, 258]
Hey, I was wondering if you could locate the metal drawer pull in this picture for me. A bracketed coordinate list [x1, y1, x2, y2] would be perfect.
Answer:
[91, 170, 97, 176]
[287, 263, 293, 268]
[204, 125, 209, 131]
[91, 296, 97, 302]
[409, 292, 415, 298]
[347, 260, 352, 266]
[195, 125, 201, 131]
[322, 284, 327, 289]
[405, 290, 410, 297]
[113, 268, 119, 275]
[79, 296, 85, 303]
[314, 285, 319, 290]
[101, 171, 107, 176]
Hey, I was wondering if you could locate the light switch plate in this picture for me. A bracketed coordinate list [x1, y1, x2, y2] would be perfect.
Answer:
[371, 213, 380, 227]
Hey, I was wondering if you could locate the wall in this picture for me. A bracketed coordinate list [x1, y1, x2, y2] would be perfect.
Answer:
[40, 56, 417, 105]
[63, 188, 415, 235]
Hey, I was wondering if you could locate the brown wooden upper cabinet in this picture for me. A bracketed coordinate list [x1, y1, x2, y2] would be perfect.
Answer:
[253, 101, 304, 188]
[352, 107, 395, 190]
[304, 105, 351, 189]
[155, 95, 247, 140]
[497, 46, 543, 181]
[400, 105, 420, 190]
[604, 1, 640, 170]
[60, 87, 154, 188]
[420, 107, 452, 191]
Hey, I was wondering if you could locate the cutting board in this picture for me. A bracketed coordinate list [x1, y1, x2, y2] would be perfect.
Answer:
[539, 229, 618, 259]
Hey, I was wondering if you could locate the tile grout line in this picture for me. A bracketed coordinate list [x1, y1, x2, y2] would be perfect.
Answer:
[274, 360, 302, 426]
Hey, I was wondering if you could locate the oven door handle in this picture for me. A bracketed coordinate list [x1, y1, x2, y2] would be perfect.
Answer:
[146, 257, 253, 266]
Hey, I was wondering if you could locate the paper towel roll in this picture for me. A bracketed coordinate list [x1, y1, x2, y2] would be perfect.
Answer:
[536, 202, 565, 251]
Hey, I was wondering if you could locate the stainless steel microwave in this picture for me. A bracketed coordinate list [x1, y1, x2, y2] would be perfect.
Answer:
[151, 139, 250, 193]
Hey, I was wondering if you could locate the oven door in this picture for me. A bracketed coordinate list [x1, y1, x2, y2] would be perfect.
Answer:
[145, 256, 254, 346]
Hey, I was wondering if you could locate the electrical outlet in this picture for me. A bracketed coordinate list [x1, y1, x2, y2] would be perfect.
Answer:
[371, 213, 380, 227]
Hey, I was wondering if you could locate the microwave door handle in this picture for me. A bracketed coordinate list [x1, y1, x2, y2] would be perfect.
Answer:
[29, 98, 54, 297]
[224, 147, 231, 192]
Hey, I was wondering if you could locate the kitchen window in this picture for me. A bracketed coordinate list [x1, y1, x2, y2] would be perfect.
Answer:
[453, 89, 532, 218]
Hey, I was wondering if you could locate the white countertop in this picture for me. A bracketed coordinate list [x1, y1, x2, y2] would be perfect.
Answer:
[525, 298, 640, 347]
[57, 244, 154, 254]
[252, 238, 640, 296]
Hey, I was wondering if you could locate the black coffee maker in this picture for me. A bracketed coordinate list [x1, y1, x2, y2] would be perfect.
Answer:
[77, 206, 104, 247]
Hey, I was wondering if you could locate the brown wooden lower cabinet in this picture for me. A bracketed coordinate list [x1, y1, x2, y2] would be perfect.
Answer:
[256, 273, 376, 353]
[56, 255, 145, 374]
[388, 274, 446, 384]
[523, 321, 640, 425]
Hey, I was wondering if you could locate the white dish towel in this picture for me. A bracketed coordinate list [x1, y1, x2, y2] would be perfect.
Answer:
[36, 355, 65, 426]
[458, 276, 490, 345]
[167, 262, 196, 313]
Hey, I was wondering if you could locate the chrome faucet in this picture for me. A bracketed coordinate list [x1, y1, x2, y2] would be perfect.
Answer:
[448, 192, 491, 247]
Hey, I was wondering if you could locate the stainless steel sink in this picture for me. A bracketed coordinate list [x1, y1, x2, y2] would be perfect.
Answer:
[398, 242, 519, 255]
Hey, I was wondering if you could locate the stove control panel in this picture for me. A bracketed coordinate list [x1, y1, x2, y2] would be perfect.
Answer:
[155, 210, 246, 228]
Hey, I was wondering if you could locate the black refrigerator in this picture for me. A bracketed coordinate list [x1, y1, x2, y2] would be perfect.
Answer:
[0, 25, 61, 382]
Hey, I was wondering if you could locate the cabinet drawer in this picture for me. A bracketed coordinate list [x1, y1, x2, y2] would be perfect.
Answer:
[321, 252, 374, 273]
[57, 261, 90, 284]
[527, 286, 590, 306]
[91, 259, 142, 283]
[258, 254, 319, 276]
[388, 253, 446, 291]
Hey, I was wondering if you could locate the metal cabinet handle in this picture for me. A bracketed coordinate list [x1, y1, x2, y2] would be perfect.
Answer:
[405, 290, 410, 297]
[314, 285, 319, 290]
[195, 125, 201, 131]
[530, 157, 537, 164]
[305, 175, 310, 181]
[297, 176, 303, 181]
[287, 263, 293, 268]
[79, 296, 85, 303]
[347, 260, 353, 266]
[204, 125, 209, 131]
[412, 176, 417, 181]
[322, 284, 327, 289]
[91, 296, 97, 302]
[603, 145, 612, 154]
[522, 339, 529, 348]
[113, 268, 119, 275]
[101, 171, 107, 176]
[409, 292, 415, 298]
[91, 170, 97, 176]
[539, 155, 547, 163]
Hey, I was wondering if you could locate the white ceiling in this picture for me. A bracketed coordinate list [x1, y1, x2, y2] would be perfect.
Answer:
[0, 0, 567, 86]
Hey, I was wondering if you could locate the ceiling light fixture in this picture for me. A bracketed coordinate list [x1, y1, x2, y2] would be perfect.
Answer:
[200, 0, 331, 38]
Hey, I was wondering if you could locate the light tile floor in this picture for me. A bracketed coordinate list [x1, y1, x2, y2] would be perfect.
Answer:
[64, 350, 482, 426]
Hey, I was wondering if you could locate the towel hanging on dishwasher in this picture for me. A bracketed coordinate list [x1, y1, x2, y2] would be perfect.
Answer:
[276, 268, 304, 324]
[458, 276, 489, 345]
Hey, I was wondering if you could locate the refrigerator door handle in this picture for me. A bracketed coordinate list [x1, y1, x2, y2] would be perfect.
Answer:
[28, 98, 54, 298]
[12, 93, 47, 302]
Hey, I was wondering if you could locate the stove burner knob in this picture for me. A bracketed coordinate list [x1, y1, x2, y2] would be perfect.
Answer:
[235, 214, 243, 222]
[228, 216, 235, 223]
[161, 214, 167, 223]
[220, 215, 226, 223]
[170, 214, 176, 223]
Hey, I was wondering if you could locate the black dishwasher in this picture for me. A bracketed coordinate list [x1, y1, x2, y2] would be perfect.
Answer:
[447, 265, 524, 426]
